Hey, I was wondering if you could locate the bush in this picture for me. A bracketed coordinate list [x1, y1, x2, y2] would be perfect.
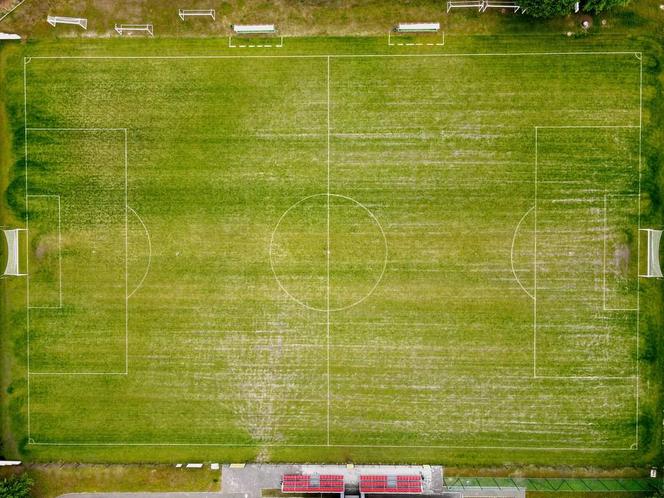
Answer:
[520, 0, 631, 17]
[0, 474, 34, 498]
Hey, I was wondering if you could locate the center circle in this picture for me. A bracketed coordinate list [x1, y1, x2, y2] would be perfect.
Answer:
[269, 193, 388, 312]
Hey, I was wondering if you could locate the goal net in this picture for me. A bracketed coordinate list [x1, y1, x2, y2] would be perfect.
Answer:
[2, 228, 27, 276]
[641, 228, 663, 278]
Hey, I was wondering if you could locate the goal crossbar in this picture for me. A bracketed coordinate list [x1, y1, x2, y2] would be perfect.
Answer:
[115, 23, 154, 36]
[178, 9, 215, 21]
[640, 228, 663, 278]
[2, 228, 26, 277]
[47, 15, 88, 29]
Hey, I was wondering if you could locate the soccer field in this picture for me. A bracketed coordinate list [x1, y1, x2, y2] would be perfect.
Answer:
[2, 35, 660, 464]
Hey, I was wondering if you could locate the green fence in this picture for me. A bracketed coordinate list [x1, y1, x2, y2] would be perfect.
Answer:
[444, 477, 661, 493]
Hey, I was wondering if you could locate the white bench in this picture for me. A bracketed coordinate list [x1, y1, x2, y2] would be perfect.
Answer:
[232, 24, 276, 34]
[178, 9, 215, 21]
[47, 15, 88, 29]
[481, 1, 521, 12]
[447, 1, 484, 13]
[396, 23, 440, 32]
[0, 32, 21, 39]
[115, 23, 154, 36]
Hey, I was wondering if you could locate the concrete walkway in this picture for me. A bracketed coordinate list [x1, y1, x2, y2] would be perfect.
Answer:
[60, 494, 223, 498]
[59, 464, 523, 498]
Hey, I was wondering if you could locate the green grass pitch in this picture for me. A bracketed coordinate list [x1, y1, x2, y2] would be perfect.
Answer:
[1, 35, 660, 465]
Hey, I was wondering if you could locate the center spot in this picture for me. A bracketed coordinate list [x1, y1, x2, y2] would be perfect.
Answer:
[269, 193, 387, 312]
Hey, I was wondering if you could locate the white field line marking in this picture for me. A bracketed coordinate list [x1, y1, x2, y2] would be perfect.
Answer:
[602, 192, 639, 312]
[603, 192, 607, 310]
[27, 441, 637, 451]
[27, 51, 642, 60]
[268, 193, 388, 313]
[25, 194, 62, 309]
[124, 129, 128, 374]
[24, 127, 129, 381]
[537, 375, 637, 380]
[533, 127, 538, 378]
[533, 125, 642, 425]
[23, 57, 30, 440]
[25, 52, 640, 451]
[636, 54, 642, 449]
[126, 205, 152, 299]
[510, 205, 535, 300]
[326, 55, 331, 446]
[30, 371, 127, 376]
[0, 0, 28, 23]
[228, 35, 283, 48]
[535, 125, 640, 129]
[27, 127, 127, 131]
[388, 31, 445, 47]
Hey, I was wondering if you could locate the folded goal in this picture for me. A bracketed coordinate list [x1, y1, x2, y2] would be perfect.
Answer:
[47, 15, 88, 29]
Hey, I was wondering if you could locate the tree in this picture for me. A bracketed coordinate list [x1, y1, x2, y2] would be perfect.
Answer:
[520, 0, 631, 17]
[582, 0, 631, 13]
[0, 474, 34, 498]
[520, 0, 578, 17]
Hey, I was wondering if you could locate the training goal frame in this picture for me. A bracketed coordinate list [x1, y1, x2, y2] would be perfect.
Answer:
[447, 1, 484, 12]
[178, 9, 215, 21]
[114, 23, 154, 36]
[47, 15, 88, 29]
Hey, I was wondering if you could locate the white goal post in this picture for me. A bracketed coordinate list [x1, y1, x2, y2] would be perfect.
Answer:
[447, 1, 484, 12]
[2, 228, 27, 277]
[47, 15, 88, 29]
[640, 228, 663, 278]
[178, 9, 215, 21]
[115, 23, 154, 36]
[447, 1, 523, 13]
[481, 1, 521, 12]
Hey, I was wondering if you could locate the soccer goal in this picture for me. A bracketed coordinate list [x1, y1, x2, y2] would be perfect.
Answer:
[481, 1, 522, 12]
[178, 9, 215, 21]
[447, 1, 484, 12]
[115, 23, 153, 36]
[47, 15, 88, 29]
[640, 228, 663, 278]
[2, 228, 27, 277]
